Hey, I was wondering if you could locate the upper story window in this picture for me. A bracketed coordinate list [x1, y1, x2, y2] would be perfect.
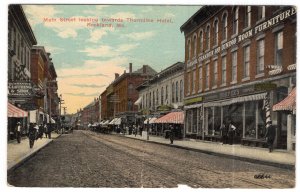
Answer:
[172, 82, 175, 103]
[257, 39, 265, 74]
[232, 51, 237, 82]
[213, 19, 219, 46]
[152, 91, 155, 108]
[156, 89, 159, 105]
[176, 81, 179, 102]
[222, 12, 228, 41]
[179, 80, 183, 101]
[258, 6, 265, 21]
[206, 25, 211, 50]
[275, 31, 283, 66]
[243, 45, 250, 78]
[128, 83, 133, 94]
[205, 64, 210, 89]
[199, 30, 204, 53]
[161, 87, 164, 105]
[193, 35, 197, 57]
[187, 39, 192, 60]
[221, 56, 227, 84]
[213, 60, 218, 86]
[191, 70, 196, 93]
[186, 73, 190, 95]
[198, 67, 203, 92]
[244, 6, 251, 28]
[233, 7, 239, 35]
[165, 85, 168, 103]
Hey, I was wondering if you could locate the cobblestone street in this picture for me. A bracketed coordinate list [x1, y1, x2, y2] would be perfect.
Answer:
[8, 130, 295, 188]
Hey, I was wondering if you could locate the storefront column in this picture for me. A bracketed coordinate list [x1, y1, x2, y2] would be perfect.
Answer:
[183, 110, 186, 138]
[287, 114, 293, 151]
[196, 108, 199, 135]
[242, 103, 245, 138]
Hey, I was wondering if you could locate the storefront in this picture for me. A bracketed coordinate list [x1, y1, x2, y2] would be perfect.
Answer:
[7, 102, 28, 140]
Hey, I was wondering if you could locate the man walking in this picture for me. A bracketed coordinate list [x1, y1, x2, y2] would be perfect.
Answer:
[169, 125, 175, 144]
[265, 124, 276, 152]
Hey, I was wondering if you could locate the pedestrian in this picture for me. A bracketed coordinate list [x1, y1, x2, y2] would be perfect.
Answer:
[44, 124, 48, 138]
[227, 120, 236, 145]
[33, 123, 39, 140]
[15, 122, 22, 143]
[169, 125, 175, 144]
[220, 122, 228, 144]
[265, 124, 276, 152]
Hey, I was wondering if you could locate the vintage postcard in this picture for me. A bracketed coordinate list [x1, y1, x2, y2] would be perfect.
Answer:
[5, 2, 296, 190]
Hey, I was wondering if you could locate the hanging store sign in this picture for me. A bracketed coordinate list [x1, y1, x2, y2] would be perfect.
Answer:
[254, 82, 277, 91]
[8, 82, 33, 97]
[187, 7, 296, 68]
[184, 96, 203, 105]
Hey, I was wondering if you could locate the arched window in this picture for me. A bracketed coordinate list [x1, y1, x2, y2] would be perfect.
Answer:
[180, 80, 183, 101]
[172, 82, 175, 103]
[258, 6, 265, 20]
[175, 81, 179, 102]
[165, 85, 168, 104]
[193, 35, 197, 57]
[213, 19, 219, 46]
[187, 39, 192, 60]
[222, 12, 228, 41]
[233, 7, 239, 35]
[206, 25, 210, 50]
[199, 30, 204, 53]
[161, 87, 164, 105]
[244, 6, 251, 28]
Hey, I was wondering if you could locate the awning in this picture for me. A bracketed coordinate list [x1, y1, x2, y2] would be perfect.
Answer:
[114, 118, 121, 125]
[102, 120, 110, 125]
[134, 97, 142, 105]
[50, 118, 56, 123]
[273, 87, 296, 113]
[203, 92, 267, 107]
[287, 64, 296, 71]
[154, 111, 184, 124]
[109, 118, 118, 125]
[143, 117, 157, 124]
[8, 102, 28, 118]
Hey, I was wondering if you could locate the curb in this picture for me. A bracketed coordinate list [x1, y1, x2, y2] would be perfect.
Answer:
[123, 135, 295, 170]
[7, 139, 53, 174]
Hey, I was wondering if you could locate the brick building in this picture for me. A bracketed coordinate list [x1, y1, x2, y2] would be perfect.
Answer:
[181, 6, 296, 150]
[100, 63, 156, 127]
[81, 98, 100, 128]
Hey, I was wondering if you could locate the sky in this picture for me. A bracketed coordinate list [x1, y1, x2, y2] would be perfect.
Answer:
[22, 4, 201, 114]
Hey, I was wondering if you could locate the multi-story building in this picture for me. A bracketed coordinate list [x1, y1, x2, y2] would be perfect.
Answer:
[181, 6, 296, 150]
[46, 57, 59, 119]
[81, 97, 100, 128]
[136, 62, 184, 136]
[101, 63, 156, 127]
[8, 4, 37, 109]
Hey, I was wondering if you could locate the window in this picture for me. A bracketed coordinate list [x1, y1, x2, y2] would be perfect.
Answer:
[258, 6, 265, 20]
[232, 51, 237, 82]
[206, 25, 211, 50]
[221, 56, 226, 84]
[243, 45, 250, 78]
[213, 19, 219, 46]
[233, 7, 239, 35]
[199, 67, 203, 92]
[213, 60, 218, 86]
[156, 89, 159, 105]
[188, 40, 192, 60]
[222, 12, 228, 41]
[199, 30, 204, 53]
[176, 81, 179, 102]
[275, 31, 283, 66]
[193, 70, 196, 93]
[172, 82, 175, 103]
[142, 95, 145, 109]
[165, 85, 168, 104]
[180, 80, 183, 101]
[186, 73, 190, 95]
[128, 83, 133, 94]
[205, 64, 210, 89]
[244, 6, 251, 28]
[257, 39, 265, 74]
[193, 35, 197, 57]
[152, 91, 155, 108]
[161, 87, 164, 105]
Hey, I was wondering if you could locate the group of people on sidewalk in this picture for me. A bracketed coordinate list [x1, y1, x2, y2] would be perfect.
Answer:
[14, 122, 53, 147]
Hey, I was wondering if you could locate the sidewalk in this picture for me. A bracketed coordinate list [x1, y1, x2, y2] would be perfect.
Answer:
[7, 132, 61, 172]
[124, 134, 295, 168]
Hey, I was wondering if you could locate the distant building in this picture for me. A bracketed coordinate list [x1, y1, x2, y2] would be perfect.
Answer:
[100, 63, 157, 127]
[181, 6, 296, 150]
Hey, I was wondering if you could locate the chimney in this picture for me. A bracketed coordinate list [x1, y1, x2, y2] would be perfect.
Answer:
[115, 73, 119, 79]
[143, 65, 147, 74]
[129, 63, 132, 73]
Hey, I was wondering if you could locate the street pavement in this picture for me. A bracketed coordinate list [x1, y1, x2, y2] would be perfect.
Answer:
[7, 131, 295, 174]
[124, 134, 295, 167]
[7, 132, 61, 172]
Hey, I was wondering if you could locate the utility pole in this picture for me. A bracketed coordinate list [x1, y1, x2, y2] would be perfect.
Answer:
[59, 94, 64, 133]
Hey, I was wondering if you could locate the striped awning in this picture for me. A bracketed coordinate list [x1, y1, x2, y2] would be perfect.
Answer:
[8, 102, 28, 118]
[154, 111, 184, 124]
[143, 117, 157, 124]
[273, 87, 296, 113]
[287, 64, 296, 71]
